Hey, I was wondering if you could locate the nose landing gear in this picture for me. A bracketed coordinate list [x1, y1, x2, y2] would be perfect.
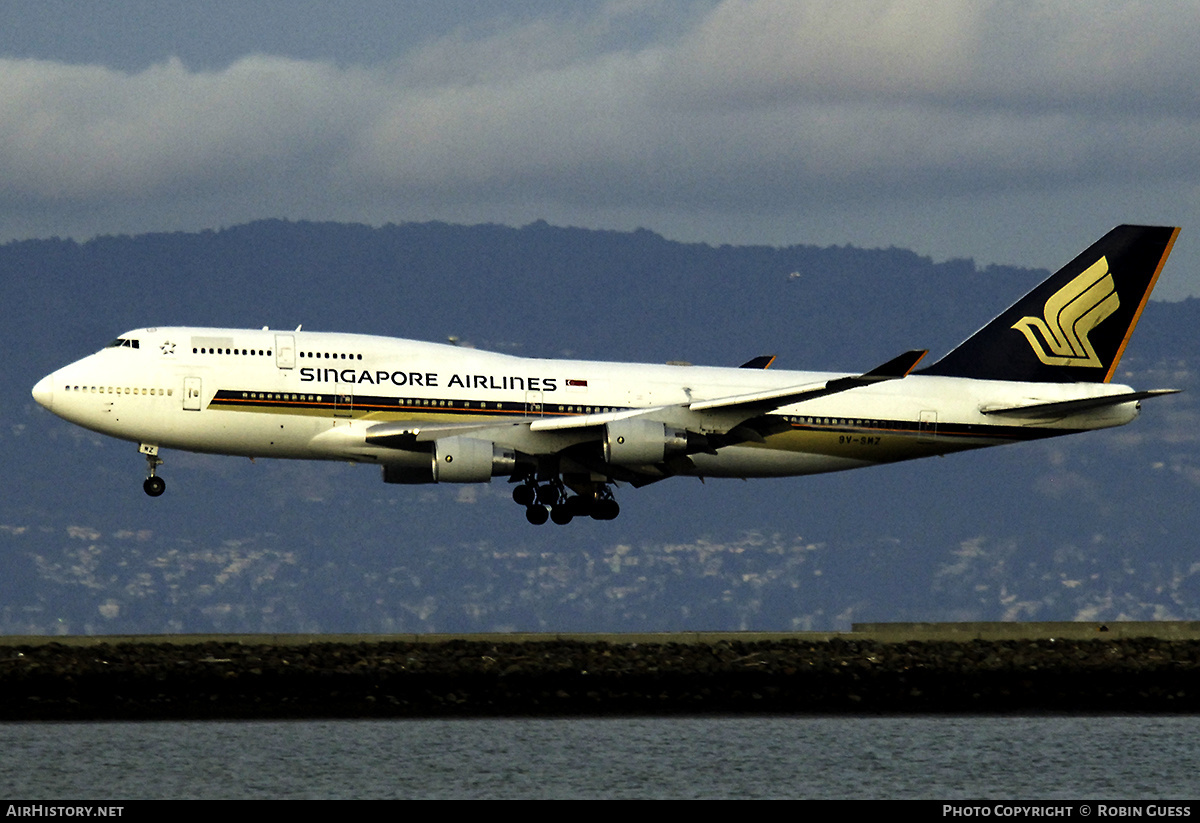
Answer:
[140, 444, 165, 497]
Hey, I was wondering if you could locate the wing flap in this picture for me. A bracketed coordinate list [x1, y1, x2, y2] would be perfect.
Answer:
[364, 418, 533, 449]
[528, 407, 664, 433]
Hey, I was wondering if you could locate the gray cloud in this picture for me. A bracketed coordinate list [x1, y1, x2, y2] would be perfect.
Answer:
[1, 1, 1198, 292]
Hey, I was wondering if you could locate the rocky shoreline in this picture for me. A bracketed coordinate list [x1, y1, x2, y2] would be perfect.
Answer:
[3, 635, 1200, 719]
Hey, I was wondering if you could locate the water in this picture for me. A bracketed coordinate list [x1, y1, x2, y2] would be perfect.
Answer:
[1, 716, 1196, 799]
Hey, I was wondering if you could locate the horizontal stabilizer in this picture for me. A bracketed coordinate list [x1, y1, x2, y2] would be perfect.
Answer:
[981, 389, 1179, 418]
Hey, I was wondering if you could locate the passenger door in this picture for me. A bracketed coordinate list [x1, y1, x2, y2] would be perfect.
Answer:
[183, 377, 203, 411]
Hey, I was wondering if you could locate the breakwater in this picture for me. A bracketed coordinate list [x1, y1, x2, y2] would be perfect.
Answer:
[3, 625, 1200, 719]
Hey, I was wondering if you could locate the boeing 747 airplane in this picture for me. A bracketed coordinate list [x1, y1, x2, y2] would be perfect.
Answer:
[32, 225, 1180, 524]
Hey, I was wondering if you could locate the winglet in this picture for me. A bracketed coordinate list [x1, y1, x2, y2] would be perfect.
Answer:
[739, 355, 777, 369]
[815, 349, 926, 395]
[859, 349, 927, 380]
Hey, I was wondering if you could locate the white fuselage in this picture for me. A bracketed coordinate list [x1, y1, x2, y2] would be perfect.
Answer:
[32, 327, 1141, 482]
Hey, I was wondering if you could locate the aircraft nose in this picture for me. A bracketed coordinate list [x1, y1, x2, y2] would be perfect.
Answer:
[32, 374, 54, 410]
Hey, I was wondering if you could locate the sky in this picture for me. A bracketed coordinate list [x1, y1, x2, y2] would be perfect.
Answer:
[2, 0, 1199, 298]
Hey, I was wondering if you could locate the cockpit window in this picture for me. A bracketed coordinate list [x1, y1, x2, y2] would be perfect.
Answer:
[106, 338, 140, 349]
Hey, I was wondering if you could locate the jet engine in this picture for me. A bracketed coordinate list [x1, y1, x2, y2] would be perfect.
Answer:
[431, 436, 518, 483]
[603, 419, 689, 465]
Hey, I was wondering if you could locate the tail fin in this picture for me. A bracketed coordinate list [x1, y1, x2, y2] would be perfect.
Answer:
[919, 225, 1180, 383]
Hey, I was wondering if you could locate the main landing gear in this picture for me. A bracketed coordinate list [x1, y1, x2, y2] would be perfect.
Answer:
[140, 444, 165, 497]
[512, 478, 620, 525]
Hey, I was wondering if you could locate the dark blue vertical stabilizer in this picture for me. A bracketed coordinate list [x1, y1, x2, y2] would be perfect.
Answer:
[918, 225, 1180, 383]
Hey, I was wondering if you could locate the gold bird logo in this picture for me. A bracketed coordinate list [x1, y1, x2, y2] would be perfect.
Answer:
[1011, 257, 1118, 368]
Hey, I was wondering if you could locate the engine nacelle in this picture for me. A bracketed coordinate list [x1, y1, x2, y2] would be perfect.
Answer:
[603, 419, 689, 465]
[432, 436, 518, 483]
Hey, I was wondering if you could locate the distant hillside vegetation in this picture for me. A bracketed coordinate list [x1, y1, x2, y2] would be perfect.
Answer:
[3, 220, 1198, 634]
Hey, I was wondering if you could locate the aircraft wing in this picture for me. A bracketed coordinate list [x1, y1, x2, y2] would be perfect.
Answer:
[529, 349, 928, 434]
[980, 389, 1179, 419]
[361, 349, 927, 458]
[688, 349, 927, 414]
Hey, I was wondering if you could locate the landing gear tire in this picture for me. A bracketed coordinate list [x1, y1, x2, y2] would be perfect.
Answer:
[517, 477, 620, 522]
[140, 445, 165, 498]
[564, 496, 591, 516]
[591, 499, 619, 520]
